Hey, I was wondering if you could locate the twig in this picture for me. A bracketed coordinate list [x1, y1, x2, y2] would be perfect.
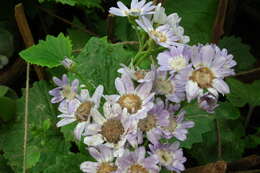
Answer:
[15, 3, 45, 80]
[234, 67, 260, 77]
[231, 170, 260, 173]
[37, 6, 98, 37]
[212, 0, 229, 43]
[183, 161, 227, 173]
[107, 14, 115, 42]
[215, 119, 222, 160]
[115, 41, 139, 45]
[227, 155, 260, 171]
[245, 105, 255, 128]
[23, 63, 30, 173]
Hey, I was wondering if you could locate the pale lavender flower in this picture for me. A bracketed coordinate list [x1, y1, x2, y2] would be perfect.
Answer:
[49, 74, 79, 104]
[136, 99, 169, 144]
[117, 64, 155, 83]
[162, 110, 194, 141]
[109, 0, 155, 17]
[80, 145, 117, 173]
[116, 147, 160, 173]
[179, 44, 236, 102]
[198, 92, 219, 113]
[111, 74, 154, 120]
[136, 16, 179, 48]
[83, 102, 137, 157]
[157, 45, 191, 74]
[61, 57, 74, 69]
[56, 85, 104, 140]
[154, 70, 185, 103]
[149, 142, 186, 172]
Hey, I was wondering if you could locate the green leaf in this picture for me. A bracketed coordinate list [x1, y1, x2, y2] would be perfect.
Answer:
[181, 102, 215, 149]
[165, 0, 218, 44]
[0, 85, 9, 97]
[38, 0, 101, 8]
[247, 80, 260, 107]
[245, 128, 260, 149]
[26, 146, 41, 169]
[19, 33, 72, 68]
[226, 78, 248, 107]
[0, 81, 69, 172]
[0, 28, 14, 57]
[67, 18, 90, 51]
[214, 102, 240, 120]
[0, 155, 13, 173]
[43, 153, 87, 173]
[226, 78, 260, 107]
[219, 37, 256, 71]
[189, 119, 245, 164]
[74, 37, 134, 94]
[0, 96, 16, 122]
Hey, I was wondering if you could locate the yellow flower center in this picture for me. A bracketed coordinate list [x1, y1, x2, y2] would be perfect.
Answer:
[138, 114, 156, 132]
[75, 101, 93, 122]
[163, 117, 177, 132]
[134, 70, 147, 80]
[128, 164, 148, 173]
[150, 30, 167, 43]
[155, 79, 174, 95]
[97, 163, 117, 173]
[190, 67, 215, 89]
[156, 149, 173, 165]
[100, 119, 124, 144]
[118, 94, 142, 114]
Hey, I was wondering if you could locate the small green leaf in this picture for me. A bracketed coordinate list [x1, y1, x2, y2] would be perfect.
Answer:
[189, 119, 245, 164]
[19, 33, 72, 68]
[0, 85, 9, 97]
[26, 146, 41, 169]
[0, 96, 16, 122]
[219, 37, 256, 71]
[247, 80, 260, 107]
[214, 102, 240, 120]
[226, 78, 248, 107]
[181, 103, 215, 149]
[38, 0, 101, 8]
[245, 128, 260, 149]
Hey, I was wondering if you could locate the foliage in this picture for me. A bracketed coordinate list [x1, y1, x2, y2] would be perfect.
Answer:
[165, 0, 218, 44]
[38, 0, 101, 8]
[74, 37, 134, 94]
[19, 33, 72, 68]
[219, 37, 256, 71]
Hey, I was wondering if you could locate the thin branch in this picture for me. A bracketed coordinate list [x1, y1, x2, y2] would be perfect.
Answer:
[212, 0, 229, 43]
[23, 63, 30, 173]
[37, 6, 98, 37]
[215, 119, 222, 160]
[15, 3, 45, 80]
[234, 67, 260, 77]
[245, 105, 255, 128]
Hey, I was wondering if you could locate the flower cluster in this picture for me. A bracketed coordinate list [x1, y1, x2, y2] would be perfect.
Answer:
[49, 0, 236, 172]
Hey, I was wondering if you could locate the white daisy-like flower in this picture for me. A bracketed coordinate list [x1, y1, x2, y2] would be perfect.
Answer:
[178, 44, 236, 102]
[136, 16, 179, 48]
[83, 102, 137, 157]
[80, 145, 117, 173]
[109, 0, 155, 17]
[157, 45, 191, 74]
[152, 4, 190, 44]
[112, 74, 155, 120]
[117, 64, 155, 83]
[56, 85, 104, 140]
